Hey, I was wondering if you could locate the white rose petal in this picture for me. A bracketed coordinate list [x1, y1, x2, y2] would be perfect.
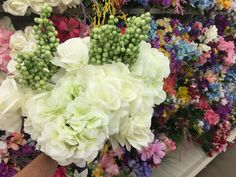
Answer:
[52, 38, 89, 71]
[0, 77, 23, 132]
[3, 0, 29, 16]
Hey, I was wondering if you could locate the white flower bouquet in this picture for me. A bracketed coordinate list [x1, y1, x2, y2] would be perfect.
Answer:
[0, 4, 170, 167]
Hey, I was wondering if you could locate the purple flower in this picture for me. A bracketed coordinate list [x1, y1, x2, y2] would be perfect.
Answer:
[0, 163, 17, 177]
[152, 0, 172, 7]
[128, 160, 152, 177]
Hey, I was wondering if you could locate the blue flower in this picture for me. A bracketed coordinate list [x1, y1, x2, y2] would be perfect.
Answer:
[148, 19, 157, 40]
[137, 0, 149, 6]
[190, 0, 215, 10]
[167, 40, 201, 61]
[128, 160, 152, 177]
[206, 83, 222, 101]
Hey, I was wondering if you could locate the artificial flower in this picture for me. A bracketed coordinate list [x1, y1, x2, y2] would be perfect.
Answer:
[3, 0, 29, 16]
[9, 26, 36, 58]
[203, 110, 220, 126]
[51, 37, 89, 71]
[0, 77, 23, 132]
[51, 15, 87, 42]
[200, 25, 218, 44]
[0, 28, 14, 72]
[140, 140, 166, 165]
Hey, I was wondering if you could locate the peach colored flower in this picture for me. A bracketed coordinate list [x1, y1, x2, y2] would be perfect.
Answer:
[204, 72, 217, 83]
[8, 133, 27, 151]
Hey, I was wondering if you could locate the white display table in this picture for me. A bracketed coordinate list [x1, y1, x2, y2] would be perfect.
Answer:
[152, 128, 236, 177]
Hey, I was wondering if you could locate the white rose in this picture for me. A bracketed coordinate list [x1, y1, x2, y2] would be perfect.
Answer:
[131, 41, 170, 82]
[46, 0, 61, 6]
[30, 0, 46, 14]
[0, 77, 23, 132]
[52, 38, 89, 71]
[3, 0, 29, 16]
[9, 30, 28, 57]
[110, 114, 154, 150]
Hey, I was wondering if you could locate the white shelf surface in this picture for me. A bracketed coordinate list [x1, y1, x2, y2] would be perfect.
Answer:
[152, 128, 236, 177]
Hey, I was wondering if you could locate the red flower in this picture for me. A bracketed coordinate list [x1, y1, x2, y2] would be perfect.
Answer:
[163, 75, 176, 96]
[53, 167, 66, 177]
[51, 16, 87, 42]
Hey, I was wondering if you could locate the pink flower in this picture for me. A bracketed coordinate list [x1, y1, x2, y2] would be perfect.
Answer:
[105, 164, 119, 177]
[0, 28, 13, 73]
[140, 145, 153, 161]
[195, 96, 210, 110]
[194, 21, 203, 30]
[217, 37, 235, 65]
[98, 148, 123, 177]
[197, 52, 211, 65]
[110, 146, 124, 158]
[53, 167, 66, 177]
[204, 72, 217, 83]
[204, 110, 220, 126]
[140, 140, 166, 165]
[163, 138, 176, 152]
[152, 141, 166, 165]
[8, 133, 27, 151]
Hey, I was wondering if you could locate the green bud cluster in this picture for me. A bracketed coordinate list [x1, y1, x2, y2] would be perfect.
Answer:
[89, 12, 151, 65]
[15, 4, 59, 90]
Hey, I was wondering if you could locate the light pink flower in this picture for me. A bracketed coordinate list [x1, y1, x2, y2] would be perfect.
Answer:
[0, 28, 13, 73]
[194, 21, 203, 30]
[204, 109, 220, 126]
[217, 37, 235, 65]
[140, 140, 166, 165]
[197, 52, 211, 65]
[163, 138, 177, 152]
[204, 72, 217, 83]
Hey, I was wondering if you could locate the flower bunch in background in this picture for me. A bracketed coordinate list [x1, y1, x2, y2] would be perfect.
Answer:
[0, 132, 38, 177]
[51, 15, 89, 43]
[149, 17, 236, 156]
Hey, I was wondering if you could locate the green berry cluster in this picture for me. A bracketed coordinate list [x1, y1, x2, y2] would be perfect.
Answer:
[89, 12, 151, 65]
[15, 4, 59, 90]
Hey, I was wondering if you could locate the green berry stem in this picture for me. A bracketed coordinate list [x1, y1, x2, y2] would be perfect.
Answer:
[89, 13, 151, 65]
[14, 4, 59, 90]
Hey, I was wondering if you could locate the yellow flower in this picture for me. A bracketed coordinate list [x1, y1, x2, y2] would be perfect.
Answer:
[176, 87, 191, 105]
[193, 124, 203, 135]
[92, 166, 103, 177]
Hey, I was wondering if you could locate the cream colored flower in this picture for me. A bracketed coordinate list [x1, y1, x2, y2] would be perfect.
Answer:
[30, 0, 46, 14]
[0, 77, 23, 132]
[200, 25, 218, 44]
[198, 43, 211, 53]
[9, 26, 36, 58]
[52, 38, 89, 71]
[3, 0, 29, 16]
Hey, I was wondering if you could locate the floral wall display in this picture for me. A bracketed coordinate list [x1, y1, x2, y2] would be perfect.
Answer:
[0, 1, 236, 177]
